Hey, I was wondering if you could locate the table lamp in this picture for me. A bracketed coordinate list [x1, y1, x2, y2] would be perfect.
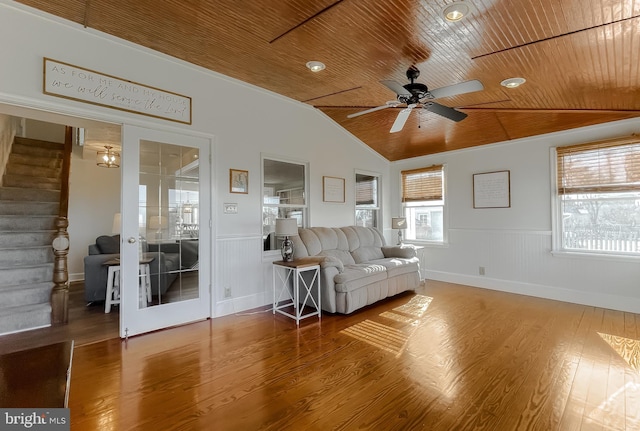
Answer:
[392, 217, 407, 245]
[275, 218, 298, 262]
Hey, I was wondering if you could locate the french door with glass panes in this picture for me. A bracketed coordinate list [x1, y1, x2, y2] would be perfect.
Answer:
[119, 125, 211, 338]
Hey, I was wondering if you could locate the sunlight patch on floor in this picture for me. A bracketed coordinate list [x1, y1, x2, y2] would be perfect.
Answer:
[392, 295, 432, 319]
[341, 319, 409, 356]
[340, 295, 433, 357]
[598, 332, 640, 372]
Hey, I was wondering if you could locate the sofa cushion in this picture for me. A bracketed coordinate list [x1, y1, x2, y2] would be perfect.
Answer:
[369, 258, 420, 278]
[341, 226, 384, 251]
[381, 245, 417, 259]
[96, 235, 120, 254]
[334, 264, 387, 292]
[180, 240, 199, 269]
[318, 249, 355, 266]
[351, 246, 384, 264]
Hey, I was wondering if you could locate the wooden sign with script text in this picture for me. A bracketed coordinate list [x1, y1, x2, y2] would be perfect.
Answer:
[43, 58, 192, 124]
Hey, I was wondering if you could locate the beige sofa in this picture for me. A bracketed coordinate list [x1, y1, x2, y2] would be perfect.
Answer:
[291, 226, 420, 314]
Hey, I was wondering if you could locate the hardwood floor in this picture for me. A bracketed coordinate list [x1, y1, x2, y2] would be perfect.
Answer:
[61, 280, 639, 431]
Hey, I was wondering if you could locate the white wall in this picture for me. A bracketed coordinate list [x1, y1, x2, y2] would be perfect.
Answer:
[0, 2, 389, 314]
[68, 156, 120, 279]
[23, 118, 65, 143]
[0, 114, 20, 179]
[391, 118, 640, 313]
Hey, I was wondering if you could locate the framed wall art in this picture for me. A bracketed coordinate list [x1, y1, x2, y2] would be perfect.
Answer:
[230, 169, 248, 194]
[323, 176, 345, 203]
[473, 170, 511, 208]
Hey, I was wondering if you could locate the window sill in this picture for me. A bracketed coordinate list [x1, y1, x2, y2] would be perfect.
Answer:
[403, 240, 449, 249]
[551, 250, 640, 263]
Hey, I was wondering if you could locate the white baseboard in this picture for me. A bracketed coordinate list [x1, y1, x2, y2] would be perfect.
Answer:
[425, 270, 640, 314]
[213, 292, 271, 318]
[69, 273, 84, 283]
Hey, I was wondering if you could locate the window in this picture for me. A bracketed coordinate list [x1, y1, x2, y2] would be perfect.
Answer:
[555, 137, 640, 255]
[262, 157, 308, 252]
[401, 165, 445, 242]
[355, 172, 380, 228]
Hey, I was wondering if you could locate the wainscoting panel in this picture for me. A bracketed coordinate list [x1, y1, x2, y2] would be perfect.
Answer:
[419, 228, 640, 313]
[214, 235, 267, 317]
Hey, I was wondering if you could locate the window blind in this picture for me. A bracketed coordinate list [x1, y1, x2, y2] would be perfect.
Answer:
[356, 174, 376, 205]
[401, 165, 443, 202]
[557, 136, 640, 195]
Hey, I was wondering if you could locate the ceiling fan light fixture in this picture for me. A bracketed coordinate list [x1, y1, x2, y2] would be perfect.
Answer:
[500, 77, 526, 88]
[443, 2, 471, 22]
[306, 61, 326, 72]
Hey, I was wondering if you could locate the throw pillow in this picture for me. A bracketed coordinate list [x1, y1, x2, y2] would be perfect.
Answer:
[96, 235, 120, 254]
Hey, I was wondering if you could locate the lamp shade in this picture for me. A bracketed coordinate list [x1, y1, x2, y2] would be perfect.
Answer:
[392, 217, 407, 229]
[275, 218, 298, 236]
[112, 213, 121, 234]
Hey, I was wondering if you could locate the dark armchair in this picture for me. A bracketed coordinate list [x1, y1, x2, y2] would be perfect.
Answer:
[82, 235, 181, 303]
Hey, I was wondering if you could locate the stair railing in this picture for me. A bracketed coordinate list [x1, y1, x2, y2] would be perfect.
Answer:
[51, 126, 73, 325]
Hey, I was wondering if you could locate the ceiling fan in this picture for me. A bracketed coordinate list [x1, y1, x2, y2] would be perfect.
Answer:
[348, 66, 484, 133]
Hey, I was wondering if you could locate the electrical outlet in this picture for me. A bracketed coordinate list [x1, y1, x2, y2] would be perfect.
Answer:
[479, 266, 485, 276]
[224, 287, 231, 298]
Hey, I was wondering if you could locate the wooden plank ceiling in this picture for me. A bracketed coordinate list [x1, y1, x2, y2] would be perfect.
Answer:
[17, 0, 640, 161]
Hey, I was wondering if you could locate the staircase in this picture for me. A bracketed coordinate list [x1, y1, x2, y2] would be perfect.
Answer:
[0, 137, 62, 335]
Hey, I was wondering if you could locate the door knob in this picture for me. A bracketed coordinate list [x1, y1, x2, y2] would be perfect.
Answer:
[128, 237, 137, 244]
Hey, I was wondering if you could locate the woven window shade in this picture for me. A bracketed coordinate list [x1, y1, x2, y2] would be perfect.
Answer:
[557, 136, 640, 195]
[401, 165, 443, 202]
[356, 175, 376, 205]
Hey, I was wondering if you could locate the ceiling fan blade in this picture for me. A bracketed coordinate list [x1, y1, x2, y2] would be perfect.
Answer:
[424, 102, 467, 122]
[347, 101, 399, 118]
[390, 105, 414, 133]
[381, 80, 412, 97]
[428, 79, 484, 99]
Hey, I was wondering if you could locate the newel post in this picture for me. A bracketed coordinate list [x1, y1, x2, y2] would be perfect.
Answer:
[51, 216, 70, 324]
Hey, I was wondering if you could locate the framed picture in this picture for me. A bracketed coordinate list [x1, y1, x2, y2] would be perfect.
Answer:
[473, 170, 511, 208]
[230, 169, 248, 194]
[323, 176, 345, 203]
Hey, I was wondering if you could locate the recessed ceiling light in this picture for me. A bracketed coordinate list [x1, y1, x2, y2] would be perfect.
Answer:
[306, 61, 326, 72]
[442, 1, 471, 22]
[500, 77, 526, 88]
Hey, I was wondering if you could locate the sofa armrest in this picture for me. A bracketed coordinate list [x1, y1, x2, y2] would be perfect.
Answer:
[319, 256, 344, 273]
[381, 245, 417, 259]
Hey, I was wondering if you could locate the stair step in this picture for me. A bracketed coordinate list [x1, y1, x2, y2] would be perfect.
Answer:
[0, 187, 60, 202]
[3, 174, 61, 190]
[0, 264, 54, 285]
[13, 137, 64, 157]
[0, 201, 58, 215]
[0, 137, 65, 336]
[5, 163, 61, 179]
[8, 153, 63, 169]
[0, 282, 52, 309]
[0, 246, 53, 266]
[0, 232, 54, 247]
[0, 303, 51, 336]
[0, 215, 57, 230]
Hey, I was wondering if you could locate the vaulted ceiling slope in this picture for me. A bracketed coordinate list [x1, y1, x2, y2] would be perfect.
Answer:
[18, 0, 640, 161]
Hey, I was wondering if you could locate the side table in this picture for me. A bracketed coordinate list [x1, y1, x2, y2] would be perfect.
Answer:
[103, 257, 154, 313]
[272, 257, 322, 325]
